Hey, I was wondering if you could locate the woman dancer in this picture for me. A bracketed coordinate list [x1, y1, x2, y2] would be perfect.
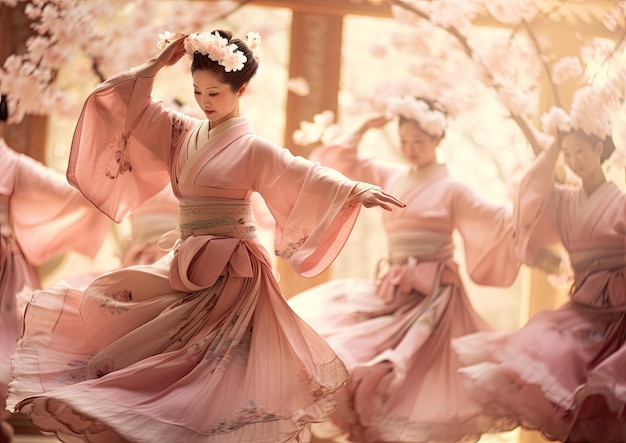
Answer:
[6, 30, 404, 443]
[453, 88, 626, 442]
[0, 96, 111, 442]
[289, 96, 521, 442]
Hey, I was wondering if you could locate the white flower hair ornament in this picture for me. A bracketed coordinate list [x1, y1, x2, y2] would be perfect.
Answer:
[245, 32, 262, 59]
[385, 96, 447, 137]
[183, 32, 247, 72]
[157, 31, 262, 73]
[540, 85, 613, 141]
[245, 31, 264, 73]
[540, 106, 571, 138]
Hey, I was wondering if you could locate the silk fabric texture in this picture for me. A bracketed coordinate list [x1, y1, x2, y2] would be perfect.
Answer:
[8, 71, 366, 443]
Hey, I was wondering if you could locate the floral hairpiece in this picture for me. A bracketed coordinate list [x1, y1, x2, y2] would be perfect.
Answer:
[183, 32, 246, 72]
[245, 31, 262, 59]
[157, 31, 262, 73]
[385, 96, 447, 137]
[541, 85, 613, 140]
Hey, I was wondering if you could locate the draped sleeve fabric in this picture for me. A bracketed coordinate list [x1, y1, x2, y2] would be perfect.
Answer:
[309, 133, 400, 187]
[67, 70, 196, 222]
[1, 140, 111, 266]
[451, 181, 521, 287]
[248, 136, 363, 277]
[513, 150, 567, 266]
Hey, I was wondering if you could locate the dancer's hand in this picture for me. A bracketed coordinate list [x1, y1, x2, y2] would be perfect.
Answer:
[134, 32, 187, 78]
[354, 185, 406, 211]
[354, 116, 391, 138]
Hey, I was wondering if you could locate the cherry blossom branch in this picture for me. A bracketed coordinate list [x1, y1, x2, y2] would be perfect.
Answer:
[521, 19, 561, 108]
[86, 1, 248, 84]
[386, 0, 543, 155]
[213, 0, 254, 20]
[590, 6, 626, 83]
[91, 58, 106, 84]
[386, 0, 472, 57]
[2, 0, 249, 122]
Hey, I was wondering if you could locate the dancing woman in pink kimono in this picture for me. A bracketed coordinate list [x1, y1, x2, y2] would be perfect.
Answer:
[6, 30, 404, 443]
[288, 96, 522, 442]
[453, 87, 626, 442]
[0, 96, 111, 442]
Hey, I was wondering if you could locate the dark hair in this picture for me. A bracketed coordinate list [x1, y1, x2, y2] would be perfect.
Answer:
[0, 95, 8, 122]
[563, 128, 615, 164]
[398, 96, 447, 138]
[190, 30, 259, 92]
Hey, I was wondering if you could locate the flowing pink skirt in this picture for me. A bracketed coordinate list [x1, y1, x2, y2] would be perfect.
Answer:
[289, 272, 498, 443]
[8, 239, 348, 443]
[1, 232, 38, 406]
[453, 302, 626, 442]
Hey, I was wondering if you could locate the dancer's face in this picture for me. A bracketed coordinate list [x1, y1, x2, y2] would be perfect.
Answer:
[561, 131, 602, 179]
[399, 120, 440, 168]
[192, 69, 246, 128]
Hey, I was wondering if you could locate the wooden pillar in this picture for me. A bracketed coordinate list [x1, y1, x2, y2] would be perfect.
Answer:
[0, 2, 48, 162]
[276, 11, 343, 299]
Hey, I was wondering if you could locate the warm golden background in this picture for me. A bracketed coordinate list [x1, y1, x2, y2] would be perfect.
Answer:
[2, 1, 624, 442]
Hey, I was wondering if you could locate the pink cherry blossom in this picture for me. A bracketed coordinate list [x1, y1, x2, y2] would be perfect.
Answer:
[552, 56, 583, 85]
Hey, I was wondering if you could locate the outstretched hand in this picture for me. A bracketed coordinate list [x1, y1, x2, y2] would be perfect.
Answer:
[356, 186, 405, 211]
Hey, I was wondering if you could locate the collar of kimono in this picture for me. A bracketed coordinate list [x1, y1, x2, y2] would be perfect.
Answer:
[178, 118, 252, 185]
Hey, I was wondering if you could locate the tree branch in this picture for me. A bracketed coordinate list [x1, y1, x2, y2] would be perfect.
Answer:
[590, 6, 626, 83]
[214, 0, 255, 21]
[91, 58, 106, 83]
[521, 19, 561, 108]
[386, 0, 543, 155]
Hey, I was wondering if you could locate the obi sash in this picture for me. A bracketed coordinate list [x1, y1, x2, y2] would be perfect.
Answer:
[158, 197, 259, 292]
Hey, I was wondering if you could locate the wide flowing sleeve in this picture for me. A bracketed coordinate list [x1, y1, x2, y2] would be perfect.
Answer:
[250, 137, 362, 277]
[10, 151, 112, 266]
[452, 183, 521, 287]
[67, 70, 195, 222]
[309, 133, 398, 186]
[512, 151, 564, 266]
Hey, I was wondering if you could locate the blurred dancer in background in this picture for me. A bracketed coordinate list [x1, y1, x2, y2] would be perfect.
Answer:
[0, 95, 111, 442]
[290, 97, 521, 443]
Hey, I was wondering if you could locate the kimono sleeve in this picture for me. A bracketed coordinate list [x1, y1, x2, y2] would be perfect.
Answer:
[67, 70, 195, 222]
[250, 137, 362, 277]
[11, 152, 111, 266]
[452, 183, 521, 287]
[309, 133, 398, 187]
[513, 151, 563, 266]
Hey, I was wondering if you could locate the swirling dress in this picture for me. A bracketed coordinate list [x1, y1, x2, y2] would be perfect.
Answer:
[7, 70, 369, 443]
[453, 148, 626, 442]
[1, 138, 111, 418]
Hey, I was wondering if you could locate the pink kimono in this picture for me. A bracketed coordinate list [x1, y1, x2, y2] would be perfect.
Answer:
[0, 139, 110, 406]
[288, 135, 521, 442]
[453, 148, 626, 442]
[7, 70, 366, 443]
